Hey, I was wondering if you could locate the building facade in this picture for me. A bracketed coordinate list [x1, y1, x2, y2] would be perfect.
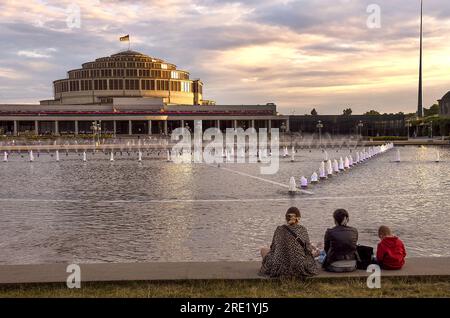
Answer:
[289, 114, 406, 137]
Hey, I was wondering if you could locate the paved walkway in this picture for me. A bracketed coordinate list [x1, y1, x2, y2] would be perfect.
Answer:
[0, 257, 449, 284]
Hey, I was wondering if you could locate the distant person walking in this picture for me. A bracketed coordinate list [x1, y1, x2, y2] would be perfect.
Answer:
[323, 209, 359, 272]
[259, 207, 318, 278]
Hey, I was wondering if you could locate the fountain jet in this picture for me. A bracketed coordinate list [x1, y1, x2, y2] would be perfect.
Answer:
[395, 149, 401, 163]
[289, 177, 297, 193]
[310, 172, 319, 184]
[300, 176, 308, 188]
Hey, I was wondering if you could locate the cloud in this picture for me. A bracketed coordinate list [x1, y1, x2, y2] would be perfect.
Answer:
[17, 48, 57, 58]
[0, 0, 449, 114]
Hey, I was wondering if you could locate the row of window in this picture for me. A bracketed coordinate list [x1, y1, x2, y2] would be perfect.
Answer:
[68, 69, 189, 80]
[82, 61, 174, 70]
[55, 79, 201, 93]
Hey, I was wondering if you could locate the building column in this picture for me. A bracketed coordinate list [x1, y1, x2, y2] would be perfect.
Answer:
[285, 119, 290, 132]
[268, 120, 272, 130]
[113, 120, 117, 137]
[54, 121, 59, 136]
[34, 120, 39, 135]
[181, 120, 184, 130]
[233, 120, 238, 129]
[13, 121, 18, 136]
[74, 121, 79, 135]
[128, 120, 132, 136]
[148, 120, 152, 135]
[251, 120, 255, 129]
[164, 121, 168, 135]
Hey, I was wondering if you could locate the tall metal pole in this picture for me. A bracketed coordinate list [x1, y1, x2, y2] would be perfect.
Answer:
[417, 0, 424, 117]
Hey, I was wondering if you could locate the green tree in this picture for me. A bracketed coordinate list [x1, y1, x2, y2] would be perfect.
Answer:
[311, 108, 318, 116]
[342, 108, 353, 116]
[424, 104, 439, 117]
[364, 110, 381, 115]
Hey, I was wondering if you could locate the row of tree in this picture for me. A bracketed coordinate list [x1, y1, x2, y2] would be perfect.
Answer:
[308, 104, 440, 117]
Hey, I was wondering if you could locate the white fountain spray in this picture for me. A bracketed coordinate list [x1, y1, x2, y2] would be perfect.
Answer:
[110, 151, 114, 162]
[338, 157, 345, 171]
[319, 164, 327, 180]
[344, 156, 350, 169]
[333, 159, 339, 173]
[29, 150, 34, 162]
[138, 150, 142, 162]
[289, 176, 297, 193]
[83, 151, 87, 162]
[327, 160, 333, 176]
[3, 151, 8, 162]
[395, 148, 401, 163]
[319, 161, 326, 179]
[436, 150, 440, 163]
[300, 176, 308, 188]
[310, 172, 319, 184]
[56, 150, 60, 162]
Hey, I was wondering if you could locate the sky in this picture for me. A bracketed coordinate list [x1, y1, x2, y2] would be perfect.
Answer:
[0, 0, 449, 115]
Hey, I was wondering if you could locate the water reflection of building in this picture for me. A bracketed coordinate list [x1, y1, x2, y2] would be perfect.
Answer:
[0, 50, 288, 136]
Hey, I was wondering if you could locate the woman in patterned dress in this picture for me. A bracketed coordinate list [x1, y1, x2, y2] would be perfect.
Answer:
[259, 207, 319, 278]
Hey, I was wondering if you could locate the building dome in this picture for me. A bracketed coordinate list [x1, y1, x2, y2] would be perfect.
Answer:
[46, 50, 204, 106]
[438, 91, 450, 116]
[440, 91, 450, 101]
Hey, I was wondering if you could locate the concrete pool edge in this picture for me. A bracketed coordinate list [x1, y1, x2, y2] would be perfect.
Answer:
[0, 257, 449, 284]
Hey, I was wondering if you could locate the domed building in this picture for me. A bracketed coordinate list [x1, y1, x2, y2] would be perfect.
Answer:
[438, 91, 450, 116]
[41, 50, 206, 106]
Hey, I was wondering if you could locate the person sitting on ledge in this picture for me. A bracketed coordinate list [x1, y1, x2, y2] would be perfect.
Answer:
[376, 225, 406, 270]
[259, 207, 318, 278]
[322, 209, 359, 272]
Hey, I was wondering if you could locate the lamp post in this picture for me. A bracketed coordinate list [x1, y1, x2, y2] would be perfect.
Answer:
[357, 120, 364, 138]
[406, 120, 412, 140]
[316, 120, 323, 145]
[430, 120, 433, 139]
[91, 121, 101, 145]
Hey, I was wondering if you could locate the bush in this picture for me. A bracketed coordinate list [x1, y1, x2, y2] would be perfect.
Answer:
[370, 136, 408, 141]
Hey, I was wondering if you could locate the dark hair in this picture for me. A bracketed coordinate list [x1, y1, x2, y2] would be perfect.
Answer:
[285, 207, 301, 224]
[333, 209, 349, 226]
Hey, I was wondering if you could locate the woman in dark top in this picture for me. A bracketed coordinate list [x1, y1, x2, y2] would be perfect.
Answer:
[323, 209, 358, 272]
[259, 207, 318, 278]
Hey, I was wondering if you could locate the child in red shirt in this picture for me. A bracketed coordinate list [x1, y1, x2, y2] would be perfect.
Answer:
[376, 226, 406, 270]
